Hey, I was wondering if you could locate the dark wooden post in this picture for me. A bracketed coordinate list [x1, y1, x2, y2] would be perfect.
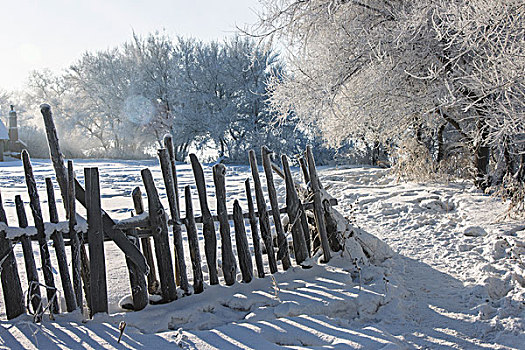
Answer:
[141, 168, 177, 302]
[0, 191, 25, 320]
[281, 155, 309, 265]
[40, 105, 69, 209]
[261, 147, 291, 270]
[189, 154, 219, 285]
[15, 196, 41, 318]
[22, 150, 58, 314]
[244, 179, 264, 278]
[163, 134, 180, 212]
[212, 164, 236, 286]
[133, 187, 159, 295]
[85, 167, 108, 316]
[125, 225, 148, 311]
[233, 200, 253, 283]
[298, 156, 310, 186]
[248, 150, 278, 274]
[158, 148, 187, 293]
[305, 146, 331, 262]
[46, 178, 77, 312]
[67, 161, 83, 311]
[184, 186, 204, 294]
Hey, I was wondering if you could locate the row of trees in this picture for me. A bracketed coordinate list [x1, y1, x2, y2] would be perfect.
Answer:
[8, 33, 326, 162]
[255, 0, 524, 195]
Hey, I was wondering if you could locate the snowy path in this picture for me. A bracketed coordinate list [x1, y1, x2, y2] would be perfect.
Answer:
[0, 161, 523, 349]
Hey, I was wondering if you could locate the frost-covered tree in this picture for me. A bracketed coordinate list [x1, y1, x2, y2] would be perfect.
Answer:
[256, 0, 524, 188]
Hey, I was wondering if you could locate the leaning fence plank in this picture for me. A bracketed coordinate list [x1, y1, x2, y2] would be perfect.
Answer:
[0, 191, 25, 320]
[85, 168, 108, 316]
[213, 164, 236, 286]
[133, 187, 159, 295]
[189, 153, 219, 285]
[74, 179, 148, 273]
[248, 150, 278, 274]
[158, 148, 187, 293]
[15, 195, 41, 319]
[306, 146, 331, 262]
[22, 150, 58, 314]
[184, 186, 204, 294]
[141, 169, 177, 302]
[46, 178, 77, 312]
[233, 200, 253, 283]
[281, 155, 309, 265]
[41, 104, 68, 210]
[262, 146, 291, 270]
[67, 161, 83, 311]
[244, 179, 264, 278]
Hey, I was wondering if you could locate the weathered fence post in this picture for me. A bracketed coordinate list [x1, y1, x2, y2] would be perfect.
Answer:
[22, 150, 58, 314]
[132, 187, 159, 295]
[281, 155, 309, 265]
[15, 195, 41, 319]
[124, 224, 148, 311]
[158, 148, 188, 293]
[163, 135, 180, 212]
[248, 150, 278, 274]
[213, 164, 236, 286]
[189, 154, 219, 285]
[184, 186, 204, 294]
[46, 178, 77, 312]
[244, 179, 265, 278]
[85, 167, 108, 316]
[233, 200, 253, 283]
[40, 104, 69, 209]
[298, 156, 310, 186]
[305, 146, 331, 262]
[141, 168, 177, 302]
[67, 161, 83, 311]
[0, 191, 25, 320]
[262, 147, 291, 270]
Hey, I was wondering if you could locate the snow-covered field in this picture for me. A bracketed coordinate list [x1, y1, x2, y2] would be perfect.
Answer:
[0, 159, 523, 349]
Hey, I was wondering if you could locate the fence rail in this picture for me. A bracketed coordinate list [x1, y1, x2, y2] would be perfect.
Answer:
[0, 105, 341, 321]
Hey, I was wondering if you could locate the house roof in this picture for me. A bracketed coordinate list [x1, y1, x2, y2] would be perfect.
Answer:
[0, 119, 8, 140]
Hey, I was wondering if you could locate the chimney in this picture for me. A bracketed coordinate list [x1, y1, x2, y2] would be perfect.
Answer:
[8, 105, 18, 151]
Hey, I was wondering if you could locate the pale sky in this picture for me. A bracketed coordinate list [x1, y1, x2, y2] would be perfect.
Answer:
[0, 0, 262, 91]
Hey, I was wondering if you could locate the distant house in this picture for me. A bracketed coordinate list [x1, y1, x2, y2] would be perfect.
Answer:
[0, 106, 25, 161]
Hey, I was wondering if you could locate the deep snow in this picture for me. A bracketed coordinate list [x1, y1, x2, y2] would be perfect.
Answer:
[0, 159, 523, 349]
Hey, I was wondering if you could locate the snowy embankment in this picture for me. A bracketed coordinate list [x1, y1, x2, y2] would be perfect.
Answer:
[0, 160, 523, 349]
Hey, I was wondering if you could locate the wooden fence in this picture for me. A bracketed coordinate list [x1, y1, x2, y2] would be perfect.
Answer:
[0, 105, 340, 321]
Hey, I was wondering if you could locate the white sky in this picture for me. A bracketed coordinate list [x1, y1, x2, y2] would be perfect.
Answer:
[0, 0, 262, 91]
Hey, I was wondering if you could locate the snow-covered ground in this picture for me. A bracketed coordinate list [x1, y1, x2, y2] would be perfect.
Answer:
[0, 159, 523, 349]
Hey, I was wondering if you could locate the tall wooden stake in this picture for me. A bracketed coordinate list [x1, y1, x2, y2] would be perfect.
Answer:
[306, 146, 331, 262]
[15, 196, 41, 319]
[233, 200, 253, 283]
[46, 178, 77, 312]
[158, 148, 187, 293]
[184, 186, 204, 294]
[67, 161, 83, 311]
[248, 150, 278, 274]
[85, 167, 108, 316]
[244, 179, 265, 278]
[261, 146, 291, 270]
[213, 164, 236, 286]
[22, 150, 58, 314]
[0, 191, 25, 320]
[281, 155, 309, 265]
[141, 168, 177, 302]
[189, 154, 219, 285]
